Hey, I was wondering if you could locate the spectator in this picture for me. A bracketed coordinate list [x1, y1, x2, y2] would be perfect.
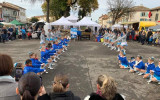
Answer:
[148, 35, 153, 45]
[49, 74, 81, 100]
[12, 27, 17, 40]
[21, 27, 26, 39]
[0, 28, 2, 42]
[84, 75, 124, 100]
[18, 27, 22, 40]
[37, 28, 41, 39]
[153, 31, 159, 46]
[77, 30, 82, 41]
[0, 54, 20, 100]
[141, 31, 146, 45]
[2, 26, 7, 43]
[16, 72, 50, 100]
[146, 30, 153, 44]
[131, 28, 135, 40]
[126, 29, 130, 40]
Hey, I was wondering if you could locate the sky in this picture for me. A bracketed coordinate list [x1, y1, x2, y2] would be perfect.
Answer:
[1, 0, 160, 21]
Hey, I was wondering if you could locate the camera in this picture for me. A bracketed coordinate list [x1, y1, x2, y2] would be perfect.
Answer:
[15, 68, 23, 82]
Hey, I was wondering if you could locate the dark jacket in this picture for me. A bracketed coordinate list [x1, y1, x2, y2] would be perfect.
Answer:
[89, 93, 124, 100]
[38, 94, 51, 100]
[49, 91, 81, 100]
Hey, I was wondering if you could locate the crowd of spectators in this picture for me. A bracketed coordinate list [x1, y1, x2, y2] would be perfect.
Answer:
[0, 26, 42, 43]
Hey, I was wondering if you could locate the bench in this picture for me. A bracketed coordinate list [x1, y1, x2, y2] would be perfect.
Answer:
[80, 32, 91, 40]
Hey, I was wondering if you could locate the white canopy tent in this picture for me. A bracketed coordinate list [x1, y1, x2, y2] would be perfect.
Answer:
[66, 15, 78, 23]
[51, 16, 74, 26]
[111, 24, 128, 31]
[75, 17, 101, 33]
[75, 17, 100, 27]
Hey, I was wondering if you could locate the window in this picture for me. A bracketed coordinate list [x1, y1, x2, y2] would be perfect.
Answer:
[155, 13, 159, 21]
[141, 12, 146, 17]
[140, 18, 144, 21]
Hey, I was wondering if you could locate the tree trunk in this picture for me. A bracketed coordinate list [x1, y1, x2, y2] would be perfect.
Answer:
[46, 0, 50, 23]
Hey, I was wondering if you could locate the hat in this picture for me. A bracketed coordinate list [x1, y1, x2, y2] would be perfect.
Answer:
[149, 57, 154, 61]
[28, 52, 34, 56]
[121, 50, 126, 56]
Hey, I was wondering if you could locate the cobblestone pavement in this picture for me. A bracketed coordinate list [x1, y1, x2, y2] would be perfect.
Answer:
[0, 40, 160, 100]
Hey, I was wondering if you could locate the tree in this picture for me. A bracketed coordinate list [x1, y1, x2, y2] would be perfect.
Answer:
[78, 0, 98, 19]
[107, 0, 134, 25]
[42, 0, 77, 20]
[30, 17, 39, 23]
[41, 0, 98, 20]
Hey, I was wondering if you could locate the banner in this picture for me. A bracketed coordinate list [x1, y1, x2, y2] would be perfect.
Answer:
[70, 28, 77, 38]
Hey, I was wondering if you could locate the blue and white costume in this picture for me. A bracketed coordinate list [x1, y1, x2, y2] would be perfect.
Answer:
[135, 60, 145, 70]
[145, 63, 155, 74]
[120, 34, 127, 46]
[129, 60, 136, 70]
[152, 66, 160, 81]
[118, 54, 129, 68]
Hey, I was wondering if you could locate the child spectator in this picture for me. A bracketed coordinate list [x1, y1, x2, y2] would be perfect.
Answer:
[84, 75, 124, 100]
[49, 74, 80, 100]
[143, 57, 155, 78]
[148, 35, 153, 45]
[148, 60, 160, 84]
[16, 72, 50, 100]
[0, 54, 20, 100]
[27, 31, 32, 40]
[23, 59, 44, 74]
[118, 50, 128, 69]
[153, 31, 159, 46]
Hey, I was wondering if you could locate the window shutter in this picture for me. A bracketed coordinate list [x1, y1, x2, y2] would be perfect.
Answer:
[145, 12, 148, 17]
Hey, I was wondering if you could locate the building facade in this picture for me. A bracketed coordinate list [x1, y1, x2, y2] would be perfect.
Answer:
[98, 14, 108, 27]
[150, 7, 160, 22]
[120, 6, 150, 23]
[0, 2, 26, 23]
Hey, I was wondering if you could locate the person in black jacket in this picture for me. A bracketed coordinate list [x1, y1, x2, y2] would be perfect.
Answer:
[141, 31, 146, 45]
[146, 30, 153, 44]
[49, 74, 81, 100]
[84, 75, 124, 100]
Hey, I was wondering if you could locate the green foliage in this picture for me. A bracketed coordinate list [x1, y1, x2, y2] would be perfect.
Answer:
[30, 17, 39, 23]
[41, 0, 98, 20]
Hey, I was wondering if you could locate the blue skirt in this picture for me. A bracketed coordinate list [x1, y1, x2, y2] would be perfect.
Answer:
[121, 64, 128, 68]
[117, 42, 121, 45]
[154, 74, 160, 81]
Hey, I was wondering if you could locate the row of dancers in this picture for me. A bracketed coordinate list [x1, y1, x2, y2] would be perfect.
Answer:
[118, 50, 160, 84]
[101, 30, 160, 84]
[102, 30, 128, 52]
[14, 34, 70, 75]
